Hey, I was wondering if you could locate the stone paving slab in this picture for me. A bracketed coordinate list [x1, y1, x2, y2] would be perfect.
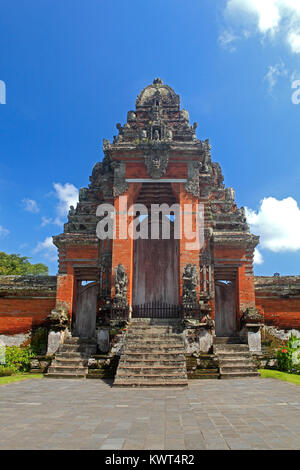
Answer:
[0, 378, 299, 450]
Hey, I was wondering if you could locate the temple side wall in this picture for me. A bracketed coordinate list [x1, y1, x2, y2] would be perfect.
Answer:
[1, 275, 300, 341]
[255, 276, 300, 331]
[0, 276, 57, 344]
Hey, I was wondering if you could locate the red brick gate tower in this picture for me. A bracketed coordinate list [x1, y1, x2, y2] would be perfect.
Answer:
[52, 79, 259, 338]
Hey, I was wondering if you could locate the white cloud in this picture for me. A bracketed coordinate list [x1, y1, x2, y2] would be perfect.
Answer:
[264, 61, 288, 92]
[245, 196, 300, 252]
[253, 247, 264, 265]
[219, 30, 239, 52]
[288, 30, 300, 53]
[224, 0, 300, 54]
[41, 216, 52, 227]
[33, 236, 57, 262]
[22, 198, 39, 213]
[53, 182, 79, 226]
[0, 225, 9, 237]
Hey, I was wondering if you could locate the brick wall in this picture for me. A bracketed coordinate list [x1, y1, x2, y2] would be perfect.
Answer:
[255, 276, 300, 330]
[0, 276, 57, 335]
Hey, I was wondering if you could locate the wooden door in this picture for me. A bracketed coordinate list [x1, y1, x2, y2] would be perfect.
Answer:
[215, 281, 237, 337]
[74, 281, 98, 338]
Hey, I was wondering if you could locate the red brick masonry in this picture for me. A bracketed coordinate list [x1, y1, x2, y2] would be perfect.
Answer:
[0, 275, 299, 336]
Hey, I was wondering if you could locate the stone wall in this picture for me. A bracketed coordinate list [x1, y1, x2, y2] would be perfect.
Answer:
[255, 276, 300, 331]
[0, 276, 57, 345]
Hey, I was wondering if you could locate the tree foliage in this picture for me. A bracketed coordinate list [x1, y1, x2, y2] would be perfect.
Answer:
[0, 252, 49, 275]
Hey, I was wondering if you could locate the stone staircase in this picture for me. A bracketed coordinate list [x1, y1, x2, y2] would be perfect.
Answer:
[114, 318, 188, 387]
[46, 337, 96, 379]
[213, 337, 260, 379]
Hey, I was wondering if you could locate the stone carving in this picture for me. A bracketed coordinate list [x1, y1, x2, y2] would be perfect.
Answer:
[89, 162, 102, 186]
[127, 111, 136, 121]
[182, 264, 198, 305]
[185, 161, 201, 197]
[68, 205, 76, 217]
[140, 141, 170, 179]
[241, 308, 264, 326]
[79, 188, 89, 201]
[103, 138, 113, 159]
[140, 129, 147, 140]
[180, 109, 189, 122]
[166, 129, 173, 141]
[113, 161, 128, 197]
[200, 250, 211, 266]
[225, 187, 235, 201]
[202, 313, 215, 330]
[48, 306, 69, 329]
[114, 264, 128, 307]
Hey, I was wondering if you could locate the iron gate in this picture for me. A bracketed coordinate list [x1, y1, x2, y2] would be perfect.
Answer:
[132, 301, 181, 319]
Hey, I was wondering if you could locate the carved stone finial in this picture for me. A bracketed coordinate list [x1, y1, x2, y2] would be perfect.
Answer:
[153, 78, 163, 85]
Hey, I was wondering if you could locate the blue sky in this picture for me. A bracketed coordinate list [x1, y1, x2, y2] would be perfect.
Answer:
[0, 0, 300, 276]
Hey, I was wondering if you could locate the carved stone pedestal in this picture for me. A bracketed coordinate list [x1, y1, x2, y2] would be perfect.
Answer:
[96, 327, 110, 353]
[246, 323, 262, 353]
[47, 329, 70, 355]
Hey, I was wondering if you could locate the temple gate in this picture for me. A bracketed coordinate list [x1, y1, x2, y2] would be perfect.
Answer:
[52, 78, 259, 339]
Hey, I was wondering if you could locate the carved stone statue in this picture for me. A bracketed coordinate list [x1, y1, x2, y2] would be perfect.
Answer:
[48, 306, 69, 329]
[166, 129, 173, 141]
[127, 111, 136, 121]
[241, 308, 263, 326]
[153, 129, 160, 141]
[68, 205, 76, 218]
[182, 264, 198, 305]
[140, 129, 147, 140]
[89, 162, 102, 186]
[114, 264, 128, 307]
[79, 188, 89, 201]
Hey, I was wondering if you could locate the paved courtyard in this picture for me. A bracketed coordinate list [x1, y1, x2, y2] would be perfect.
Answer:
[0, 377, 300, 450]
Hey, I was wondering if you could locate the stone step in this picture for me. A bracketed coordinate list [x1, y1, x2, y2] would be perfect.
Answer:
[216, 351, 251, 359]
[213, 337, 246, 345]
[188, 370, 220, 379]
[131, 326, 182, 332]
[52, 358, 88, 367]
[124, 339, 183, 347]
[63, 338, 96, 347]
[45, 373, 86, 379]
[125, 333, 183, 340]
[220, 365, 257, 373]
[59, 344, 83, 351]
[220, 371, 261, 379]
[117, 366, 186, 375]
[121, 352, 186, 359]
[55, 352, 88, 359]
[119, 359, 185, 367]
[219, 359, 253, 367]
[48, 366, 88, 374]
[124, 346, 185, 353]
[214, 345, 249, 353]
[130, 318, 181, 325]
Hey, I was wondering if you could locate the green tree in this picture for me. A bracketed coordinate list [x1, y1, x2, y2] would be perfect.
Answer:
[0, 252, 49, 275]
